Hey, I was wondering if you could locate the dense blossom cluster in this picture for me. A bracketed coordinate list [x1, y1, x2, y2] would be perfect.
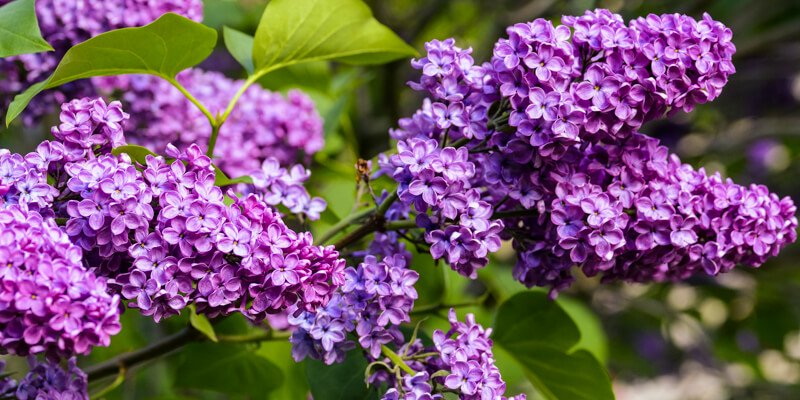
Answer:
[289, 229, 418, 364]
[2, 97, 344, 327]
[15, 357, 89, 400]
[380, 311, 524, 400]
[95, 68, 325, 175]
[0, 0, 202, 124]
[383, 10, 796, 294]
[248, 158, 327, 220]
[0, 206, 120, 358]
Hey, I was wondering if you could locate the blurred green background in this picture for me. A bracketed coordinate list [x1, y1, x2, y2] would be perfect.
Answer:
[3, 0, 800, 399]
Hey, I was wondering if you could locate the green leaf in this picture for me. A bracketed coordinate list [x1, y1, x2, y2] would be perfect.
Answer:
[257, 341, 310, 399]
[0, 0, 53, 57]
[213, 166, 253, 187]
[174, 343, 283, 396]
[558, 295, 609, 364]
[6, 13, 217, 126]
[111, 145, 158, 164]
[252, 0, 416, 76]
[188, 306, 217, 342]
[223, 26, 254, 75]
[493, 292, 615, 400]
[305, 349, 379, 400]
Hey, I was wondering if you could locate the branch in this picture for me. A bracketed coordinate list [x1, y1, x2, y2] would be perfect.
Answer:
[85, 327, 200, 382]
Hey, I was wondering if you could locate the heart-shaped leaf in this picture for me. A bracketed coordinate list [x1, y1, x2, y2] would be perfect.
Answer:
[6, 13, 217, 126]
[493, 292, 615, 400]
[0, 0, 53, 57]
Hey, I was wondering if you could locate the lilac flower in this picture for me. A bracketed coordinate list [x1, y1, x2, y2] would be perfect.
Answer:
[16, 357, 88, 400]
[0, 206, 120, 358]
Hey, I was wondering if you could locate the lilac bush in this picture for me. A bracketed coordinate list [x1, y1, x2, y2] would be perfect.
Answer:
[0, 0, 796, 398]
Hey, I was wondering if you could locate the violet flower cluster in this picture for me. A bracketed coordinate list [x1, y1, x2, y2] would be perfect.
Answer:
[289, 229, 418, 364]
[15, 357, 89, 400]
[95, 68, 325, 175]
[0, 205, 121, 358]
[3, 96, 344, 326]
[0, 0, 203, 125]
[380, 311, 524, 400]
[383, 10, 797, 294]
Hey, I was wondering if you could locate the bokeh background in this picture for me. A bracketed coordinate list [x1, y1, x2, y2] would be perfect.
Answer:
[3, 0, 800, 399]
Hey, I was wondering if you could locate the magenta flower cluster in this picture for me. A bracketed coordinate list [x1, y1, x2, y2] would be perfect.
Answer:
[383, 10, 796, 294]
[0, 0, 203, 125]
[15, 357, 88, 400]
[95, 68, 325, 176]
[248, 158, 327, 220]
[289, 230, 418, 364]
[0, 206, 120, 359]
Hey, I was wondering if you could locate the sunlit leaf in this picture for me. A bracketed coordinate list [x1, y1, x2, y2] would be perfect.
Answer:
[188, 306, 217, 343]
[0, 0, 53, 57]
[6, 13, 217, 126]
[252, 0, 416, 77]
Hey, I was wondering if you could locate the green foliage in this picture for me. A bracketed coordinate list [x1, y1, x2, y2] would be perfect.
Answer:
[5, 13, 217, 125]
[493, 292, 615, 400]
[0, 0, 53, 57]
[252, 0, 417, 76]
[188, 306, 217, 343]
[173, 342, 283, 397]
[212, 167, 253, 187]
[305, 349, 379, 400]
[111, 145, 158, 163]
[223, 26, 255, 75]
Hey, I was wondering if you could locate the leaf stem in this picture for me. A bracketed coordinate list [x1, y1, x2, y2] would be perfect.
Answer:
[381, 345, 415, 375]
[164, 76, 216, 128]
[216, 331, 291, 344]
[316, 207, 375, 245]
[89, 366, 126, 399]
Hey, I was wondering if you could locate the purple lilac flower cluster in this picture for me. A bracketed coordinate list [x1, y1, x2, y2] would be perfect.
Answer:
[384, 10, 797, 294]
[0, 0, 202, 125]
[289, 231, 418, 364]
[112, 143, 344, 322]
[381, 40, 504, 278]
[2, 96, 344, 325]
[248, 158, 327, 220]
[380, 311, 524, 400]
[0, 206, 120, 358]
[95, 68, 325, 176]
[0, 145, 58, 214]
[15, 357, 88, 400]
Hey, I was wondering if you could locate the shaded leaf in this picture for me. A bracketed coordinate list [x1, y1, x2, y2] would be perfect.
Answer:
[252, 0, 416, 77]
[6, 13, 217, 125]
[0, 0, 53, 57]
[223, 26, 254, 75]
[493, 292, 615, 400]
[174, 343, 283, 396]
[305, 349, 379, 400]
